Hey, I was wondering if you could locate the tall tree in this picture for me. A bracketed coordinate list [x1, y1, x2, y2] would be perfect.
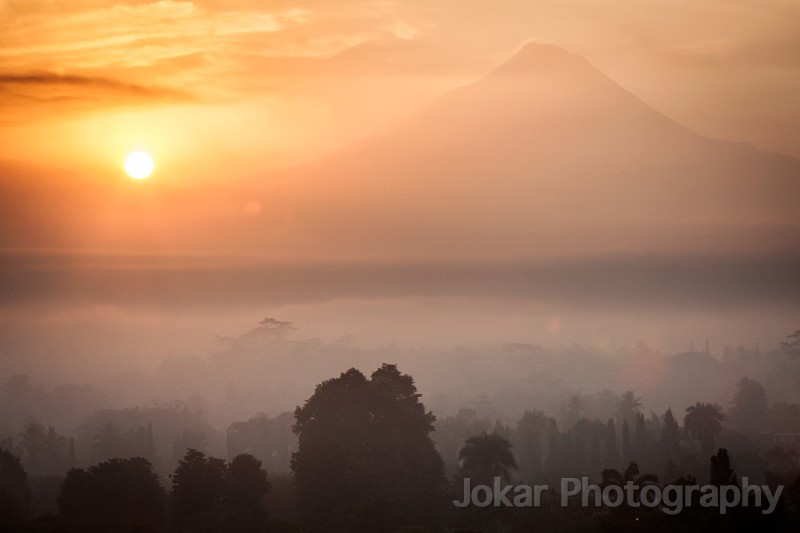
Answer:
[684, 402, 725, 457]
[632, 413, 650, 463]
[224, 453, 271, 531]
[17, 422, 46, 475]
[515, 410, 549, 479]
[604, 418, 620, 468]
[621, 419, 631, 466]
[169, 448, 227, 532]
[42, 426, 67, 474]
[565, 393, 586, 428]
[660, 408, 680, 459]
[617, 391, 642, 426]
[458, 432, 518, 485]
[728, 377, 769, 437]
[0, 447, 30, 531]
[709, 448, 737, 486]
[292, 364, 446, 532]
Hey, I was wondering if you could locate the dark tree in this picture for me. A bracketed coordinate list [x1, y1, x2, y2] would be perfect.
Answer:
[515, 410, 548, 479]
[224, 453, 271, 532]
[684, 402, 725, 457]
[42, 426, 68, 475]
[660, 407, 680, 459]
[601, 461, 658, 488]
[604, 418, 620, 468]
[292, 364, 446, 532]
[0, 447, 31, 531]
[710, 448, 737, 486]
[617, 391, 642, 426]
[621, 419, 631, 465]
[59, 457, 164, 532]
[458, 432, 518, 484]
[600, 462, 658, 516]
[169, 448, 227, 532]
[18, 422, 46, 475]
[728, 377, 769, 436]
[632, 413, 650, 464]
[565, 393, 586, 428]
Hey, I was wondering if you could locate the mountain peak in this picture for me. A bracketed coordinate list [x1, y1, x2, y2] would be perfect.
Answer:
[489, 42, 590, 77]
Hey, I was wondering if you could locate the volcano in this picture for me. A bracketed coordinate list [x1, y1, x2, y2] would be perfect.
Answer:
[245, 43, 800, 259]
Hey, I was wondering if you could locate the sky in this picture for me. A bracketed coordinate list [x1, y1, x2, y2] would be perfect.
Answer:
[2, 0, 800, 173]
[1, 0, 799, 375]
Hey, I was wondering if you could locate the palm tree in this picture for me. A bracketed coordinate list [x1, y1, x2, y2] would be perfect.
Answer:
[601, 461, 659, 488]
[18, 422, 46, 474]
[601, 462, 659, 511]
[683, 402, 725, 457]
[458, 432, 518, 484]
[617, 391, 642, 426]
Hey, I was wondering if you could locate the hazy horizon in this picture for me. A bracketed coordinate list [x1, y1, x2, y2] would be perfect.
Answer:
[1, 4, 799, 530]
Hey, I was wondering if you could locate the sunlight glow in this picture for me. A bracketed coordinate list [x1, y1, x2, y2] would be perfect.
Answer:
[125, 151, 154, 179]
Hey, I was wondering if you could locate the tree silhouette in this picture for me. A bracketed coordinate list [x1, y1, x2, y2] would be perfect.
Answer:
[604, 418, 620, 468]
[565, 393, 586, 427]
[515, 410, 549, 479]
[42, 426, 67, 474]
[728, 377, 769, 436]
[617, 391, 642, 426]
[169, 448, 227, 532]
[18, 422, 46, 475]
[0, 447, 30, 531]
[660, 407, 680, 459]
[292, 364, 446, 532]
[458, 432, 518, 485]
[172, 429, 207, 464]
[59, 457, 164, 532]
[684, 402, 725, 457]
[632, 413, 650, 465]
[621, 419, 631, 465]
[168, 449, 271, 533]
[709, 448, 737, 486]
[601, 461, 659, 488]
[224, 453, 271, 532]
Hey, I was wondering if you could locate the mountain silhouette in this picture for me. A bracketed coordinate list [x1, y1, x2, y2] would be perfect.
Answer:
[1, 43, 798, 259]
[247, 42, 800, 259]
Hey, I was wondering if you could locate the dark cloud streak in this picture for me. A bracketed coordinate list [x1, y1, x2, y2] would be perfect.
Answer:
[1, 251, 799, 312]
[0, 71, 193, 104]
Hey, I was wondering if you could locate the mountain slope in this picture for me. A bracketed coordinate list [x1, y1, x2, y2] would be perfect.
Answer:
[244, 43, 800, 259]
[1, 44, 798, 260]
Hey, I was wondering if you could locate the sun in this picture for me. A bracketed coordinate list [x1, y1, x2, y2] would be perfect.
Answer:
[124, 151, 154, 179]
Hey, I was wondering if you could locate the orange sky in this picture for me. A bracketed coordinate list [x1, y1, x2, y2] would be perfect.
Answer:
[1, 1, 800, 372]
[2, 0, 800, 177]
[0, 0, 799, 263]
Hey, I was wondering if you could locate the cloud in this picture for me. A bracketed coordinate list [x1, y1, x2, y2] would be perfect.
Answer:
[0, 72, 188, 97]
[0, 71, 194, 119]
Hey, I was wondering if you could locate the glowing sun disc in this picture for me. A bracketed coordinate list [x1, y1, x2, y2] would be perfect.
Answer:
[125, 151, 154, 179]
